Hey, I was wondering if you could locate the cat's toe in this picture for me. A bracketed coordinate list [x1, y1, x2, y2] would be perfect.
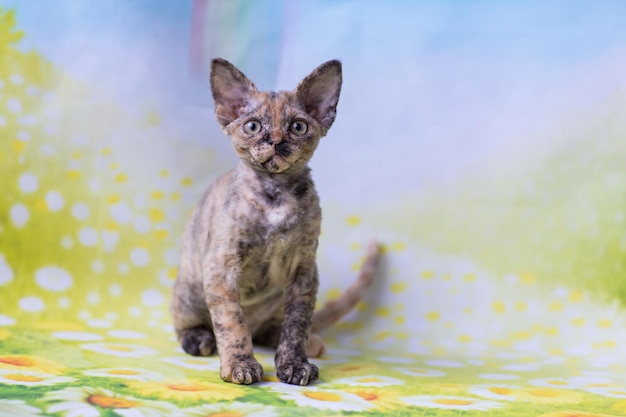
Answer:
[221, 356, 263, 385]
[276, 362, 319, 385]
[180, 327, 216, 356]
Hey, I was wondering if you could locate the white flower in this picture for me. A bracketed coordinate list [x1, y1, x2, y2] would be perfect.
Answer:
[584, 386, 626, 399]
[401, 395, 504, 411]
[80, 343, 158, 358]
[393, 367, 446, 377]
[376, 355, 415, 364]
[176, 401, 279, 417]
[477, 373, 520, 381]
[85, 319, 111, 328]
[0, 369, 75, 386]
[0, 255, 14, 286]
[501, 362, 543, 372]
[0, 399, 42, 417]
[52, 331, 103, 342]
[82, 368, 164, 382]
[468, 384, 519, 401]
[308, 355, 349, 366]
[268, 384, 375, 411]
[332, 375, 405, 387]
[529, 377, 583, 389]
[424, 359, 465, 368]
[325, 347, 362, 356]
[0, 315, 15, 326]
[570, 374, 614, 387]
[108, 330, 146, 340]
[160, 356, 220, 371]
[41, 386, 178, 417]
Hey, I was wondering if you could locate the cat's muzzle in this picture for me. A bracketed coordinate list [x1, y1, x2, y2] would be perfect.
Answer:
[261, 154, 290, 173]
[275, 141, 292, 158]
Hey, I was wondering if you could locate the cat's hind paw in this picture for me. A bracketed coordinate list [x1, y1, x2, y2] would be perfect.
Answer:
[306, 333, 326, 358]
[221, 356, 263, 385]
[180, 326, 217, 356]
[276, 362, 319, 386]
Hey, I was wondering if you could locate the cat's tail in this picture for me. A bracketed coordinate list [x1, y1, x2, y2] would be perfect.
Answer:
[311, 240, 381, 333]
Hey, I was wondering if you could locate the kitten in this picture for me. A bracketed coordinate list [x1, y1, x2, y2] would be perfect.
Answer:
[170, 58, 380, 386]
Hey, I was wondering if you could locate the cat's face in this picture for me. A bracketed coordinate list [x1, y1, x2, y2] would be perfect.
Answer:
[224, 91, 322, 174]
[210, 59, 342, 174]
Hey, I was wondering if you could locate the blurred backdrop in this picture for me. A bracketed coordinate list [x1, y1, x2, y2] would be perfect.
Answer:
[1, 0, 626, 360]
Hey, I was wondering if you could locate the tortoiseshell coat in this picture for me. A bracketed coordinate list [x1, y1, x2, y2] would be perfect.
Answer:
[170, 59, 379, 386]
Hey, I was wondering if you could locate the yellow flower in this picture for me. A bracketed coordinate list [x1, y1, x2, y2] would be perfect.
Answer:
[469, 384, 518, 401]
[324, 362, 378, 377]
[428, 382, 470, 394]
[345, 387, 408, 411]
[79, 343, 158, 358]
[538, 411, 622, 417]
[333, 375, 404, 387]
[268, 384, 374, 412]
[0, 329, 10, 341]
[585, 386, 626, 399]
[0, 355, 64, 375]
[512, 387, 583, 404]
[82, 368, 163, 382]
[159, 355, 220, 371]
[401, 395, 504, 411]
[612, 400, 626, 414]
[177, 401, 279, 417]
[41, 386, 177, 417]
[394, 367, 446, 378]
[128, 379, 244, 401]
[0, 369, 74, 386]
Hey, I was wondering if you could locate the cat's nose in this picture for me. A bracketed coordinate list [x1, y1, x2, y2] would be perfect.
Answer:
[271, 135, 286, 145]
[262, 135, 284, 145]
[275, 141, 291, 157]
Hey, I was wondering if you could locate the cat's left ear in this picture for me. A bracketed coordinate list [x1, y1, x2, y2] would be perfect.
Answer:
[295, 60, 342, 131]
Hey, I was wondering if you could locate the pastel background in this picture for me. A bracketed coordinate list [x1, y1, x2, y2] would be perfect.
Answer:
[1, 1, 626, 416]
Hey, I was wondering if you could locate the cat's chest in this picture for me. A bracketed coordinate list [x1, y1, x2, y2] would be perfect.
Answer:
[264, 201, 298, 229]
[248, 189, 303, 233]
[237, 234, 301, 306]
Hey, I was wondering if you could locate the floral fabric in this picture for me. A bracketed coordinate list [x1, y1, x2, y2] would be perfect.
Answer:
[2, 2, 626, 416]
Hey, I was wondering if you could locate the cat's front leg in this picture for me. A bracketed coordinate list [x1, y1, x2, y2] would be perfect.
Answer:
[204, 263, 263, 385]
[275, 264, 319, 385]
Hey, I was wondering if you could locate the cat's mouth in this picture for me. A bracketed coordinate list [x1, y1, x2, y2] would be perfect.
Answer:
[261, 154, 291, 173]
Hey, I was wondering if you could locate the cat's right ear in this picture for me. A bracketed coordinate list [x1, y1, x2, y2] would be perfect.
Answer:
[210, 58, 258, 128]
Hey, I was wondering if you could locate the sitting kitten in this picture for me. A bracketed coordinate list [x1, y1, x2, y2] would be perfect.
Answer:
[170, 58, 380, 386]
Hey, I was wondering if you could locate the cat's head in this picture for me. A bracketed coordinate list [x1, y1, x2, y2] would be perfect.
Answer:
[210, 58, 342, 174]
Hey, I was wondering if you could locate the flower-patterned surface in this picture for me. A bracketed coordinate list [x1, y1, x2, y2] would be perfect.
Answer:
[2, 2, 626, 416]
[3, 325, 626, 416]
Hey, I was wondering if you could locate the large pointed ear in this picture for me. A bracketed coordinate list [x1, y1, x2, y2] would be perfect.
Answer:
[210, 58, 258, 128]
[295, 60, 342, 131]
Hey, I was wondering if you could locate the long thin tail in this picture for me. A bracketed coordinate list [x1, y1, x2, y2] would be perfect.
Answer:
[312, 240, 381, 333]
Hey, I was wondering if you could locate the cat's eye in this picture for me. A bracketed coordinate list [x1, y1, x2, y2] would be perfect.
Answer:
[289, 120, 308, 135]
[243, 119, 262, 135]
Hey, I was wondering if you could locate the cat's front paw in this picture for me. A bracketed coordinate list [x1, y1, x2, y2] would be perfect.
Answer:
[276, 362, 319, 385]
[220, 356, 263, 385]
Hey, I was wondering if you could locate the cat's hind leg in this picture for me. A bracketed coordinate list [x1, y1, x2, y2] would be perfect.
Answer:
[171, 275, 216, 356]
[180, 326, 217, 356]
